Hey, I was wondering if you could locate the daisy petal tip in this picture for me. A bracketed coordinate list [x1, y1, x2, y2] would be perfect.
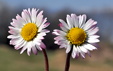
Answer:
[82, 14, 86, 17]
[52, 32, 55, 35]
[34, 52, 38, 55]
[28, 52, 31, 56]
[20, 52, 23, 54]
[40, 42, 46, 49]
[75, 56, 79, 59]
[81, 55, 85, 59]
[87, 52, 91, 57]
[58, 23, 63, 27]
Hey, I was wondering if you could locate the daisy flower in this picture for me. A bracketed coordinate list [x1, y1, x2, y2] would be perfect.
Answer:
[7, 8, 50, 56]
[53, 14, 100, 59]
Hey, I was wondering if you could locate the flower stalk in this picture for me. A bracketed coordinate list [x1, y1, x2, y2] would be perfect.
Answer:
[42, 49, 49, 71]
[65, 45, 73, 71]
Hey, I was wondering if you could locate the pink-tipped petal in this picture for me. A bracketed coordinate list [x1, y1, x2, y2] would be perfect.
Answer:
[87, 27, 99, 35]
[59, 19, 69, 29]
[41, 18, 47, 26]
[14, 40, 26, 50]
[7, 35, 20, 39]
[40, 29, 50, 33]
[87, 50, 91, 57]
[32, 47, 38, 55]
[59, 23, 68, 32]
[43, 22, 50, 28]
[27, 48, 31, 56]
[36, 45, 42, 51]
[40, 42, 46, 49]
[53, 29, 66, 36]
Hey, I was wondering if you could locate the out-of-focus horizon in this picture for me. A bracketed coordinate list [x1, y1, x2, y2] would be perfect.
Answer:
[0, 0, 113, 44]
[0, 0, 113, 71]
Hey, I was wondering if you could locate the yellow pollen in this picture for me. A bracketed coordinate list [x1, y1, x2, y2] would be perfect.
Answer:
[66, 27, 86, 45]
[21, 23, 38, 41]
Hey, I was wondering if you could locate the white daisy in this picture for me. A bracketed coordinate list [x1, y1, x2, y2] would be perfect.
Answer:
[53, 14, 100, 59]
[7, 8, 50, 56]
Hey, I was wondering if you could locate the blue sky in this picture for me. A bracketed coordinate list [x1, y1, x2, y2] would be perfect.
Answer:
[0, 0, 113, 12]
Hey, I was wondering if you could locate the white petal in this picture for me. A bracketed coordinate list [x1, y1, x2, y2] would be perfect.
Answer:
[8, 34, 21, 39]
[31, 8, 38, 23]
[79, 14, 86, 28]
[52, 31, 60, 35]
[87, 38, 100, 43]
[54, 36, 66, 41]
[40, 42, 46, 49]
[59, 44, 67, 48]
[32, 46, 38, 55]
[72, 45, 77, 58]
[36, 44, 42, 51]
[40, 29, 50, 33]
[37, 10, 43, 16]
[14, 40, 25, 50]
[66, 15, 72, 29]
[27, 47, 31, 56]
[77, 46, 85, 58]
[76, 46, 79, 58]
[59, 19, 69, 29]
[8, 26, 21, 35]
[55, 40, 63, 45]
[88, 35, 100, 39]
[36, 12, 43, 27]
[43, 23, 50, 29]
[20, 42, 28, 54]
[80, 51, 85, 59]
[59, 23, 68, 32]
[16, 14, 26, 26]
[80, 46, 87, 53]
[57, 40, 69, 45]
[11, 19, 22, 28]
[87, 50, 91, 57]
[53, 29, 66, 36]
[70, 14, 75, 27]
[33, 38, 41, 46]
[11, 37, 23, 45]
[27, 41, 33, 56]
[84, 44, 97, 51]
[87, 27, 99, 35]
[73, 15, 79, 27]
[66, 44, 71, 53]
[41, 18, 47, 26]
[22, 10, 31, 23]
[85, 21, 97, 31]
[38, 32, 46, 37]
[83, 19, 93, 30]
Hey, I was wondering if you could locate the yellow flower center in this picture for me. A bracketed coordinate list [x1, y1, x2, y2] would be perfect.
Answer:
[66, 27, 86, 45]
[21, 23, 38, 41]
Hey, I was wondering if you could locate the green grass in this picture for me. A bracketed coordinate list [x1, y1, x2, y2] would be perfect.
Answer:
[0, 44, 113, 71]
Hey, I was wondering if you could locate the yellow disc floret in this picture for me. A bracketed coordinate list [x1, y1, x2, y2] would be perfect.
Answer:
[21, 23, 38, 41]
[67, 27, 86, 45]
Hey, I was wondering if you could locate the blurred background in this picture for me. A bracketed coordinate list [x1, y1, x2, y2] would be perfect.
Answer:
[0, 0, 113, 71]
